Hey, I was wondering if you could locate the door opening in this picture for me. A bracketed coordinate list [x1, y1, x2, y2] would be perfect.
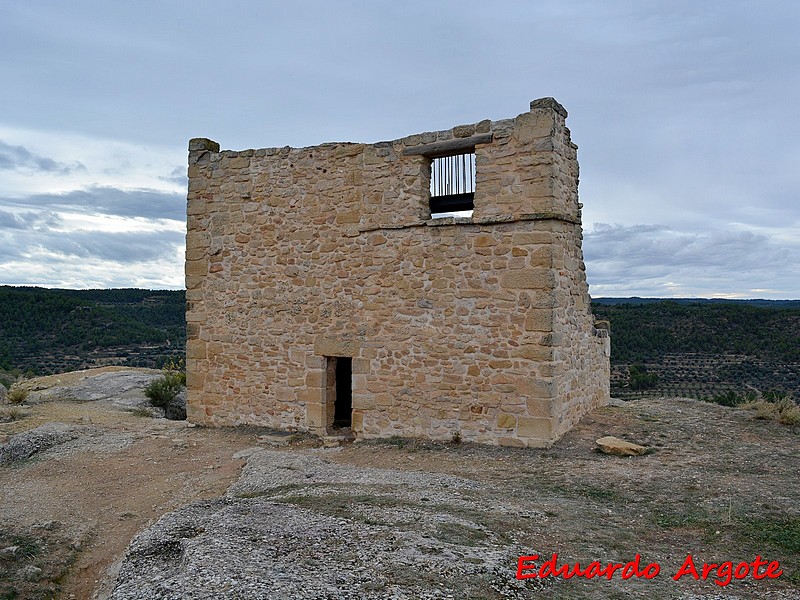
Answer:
[326, 356, 352, 429]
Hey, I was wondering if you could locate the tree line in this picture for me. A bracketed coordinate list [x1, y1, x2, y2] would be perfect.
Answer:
[592, 300, 800, 364]
[0, 287, 185, 374]
[0, 288, 798, 393]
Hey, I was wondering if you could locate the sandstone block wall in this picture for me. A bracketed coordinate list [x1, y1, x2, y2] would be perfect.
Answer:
[185, 98, 610, 447]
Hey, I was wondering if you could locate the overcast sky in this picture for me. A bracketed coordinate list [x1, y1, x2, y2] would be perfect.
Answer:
[1, 1, 797, 298]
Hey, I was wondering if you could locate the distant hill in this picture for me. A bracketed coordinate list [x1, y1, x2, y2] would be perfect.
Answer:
[593, 296, 800, 309]
[1, 288, 798, 401]
[592, 299, 800, 400]
[0, 287, 185, 377]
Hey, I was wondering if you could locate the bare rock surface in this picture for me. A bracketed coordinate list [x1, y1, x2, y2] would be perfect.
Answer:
[0, 422, 84, 464]
[21, 367, 160, 413]
[109, 450, 539, 600]
[0, 421, 135, 466]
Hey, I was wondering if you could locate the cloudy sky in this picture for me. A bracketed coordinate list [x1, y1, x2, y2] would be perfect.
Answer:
[1, 1, 797, 298]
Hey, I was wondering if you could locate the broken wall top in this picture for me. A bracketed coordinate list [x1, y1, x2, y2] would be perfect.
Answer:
[188, 98, 581, 234]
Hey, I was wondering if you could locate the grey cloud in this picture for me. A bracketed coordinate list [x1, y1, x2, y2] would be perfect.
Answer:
[584, 223, 798, 297]
[0, 140, 85, 174]
[3, 225, 183, 264]
[0, 209, 62, 231]
[0, 185, 185, 285]
[39, 229, 185, 263]
[159, 166, 187, 187]
[0, 202, 184, 267]
[3, 186, 185, 221]
[587, 223, 773, 269]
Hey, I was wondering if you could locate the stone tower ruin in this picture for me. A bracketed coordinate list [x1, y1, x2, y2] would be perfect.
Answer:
[185, 98, 610, 447]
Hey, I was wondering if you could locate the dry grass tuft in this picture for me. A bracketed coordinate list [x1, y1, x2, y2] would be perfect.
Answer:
[0, 406, 28, 422]
[6, 385, 30, 405]
[778, 404, 800, 426]
[740, 393, 799, 427]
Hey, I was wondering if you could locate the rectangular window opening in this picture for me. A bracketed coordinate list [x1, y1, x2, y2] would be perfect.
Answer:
[325, 356, 352, 430]
[429, 151, 475, 218]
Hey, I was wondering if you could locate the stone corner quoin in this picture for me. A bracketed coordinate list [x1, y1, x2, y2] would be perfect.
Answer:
[184, 97, 610, 448]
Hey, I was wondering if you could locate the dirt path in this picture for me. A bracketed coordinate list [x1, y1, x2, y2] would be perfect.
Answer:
[0, 371, 263, 599]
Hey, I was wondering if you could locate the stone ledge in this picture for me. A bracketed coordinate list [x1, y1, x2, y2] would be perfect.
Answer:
[358, 211, 580, 233]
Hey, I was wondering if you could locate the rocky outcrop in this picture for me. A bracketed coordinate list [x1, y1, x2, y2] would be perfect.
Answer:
[164, 390, 186, 421]
[0, 423, 83, 465]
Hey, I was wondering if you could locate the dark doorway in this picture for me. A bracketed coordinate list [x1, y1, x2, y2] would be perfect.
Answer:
[333, 357, 352, 428]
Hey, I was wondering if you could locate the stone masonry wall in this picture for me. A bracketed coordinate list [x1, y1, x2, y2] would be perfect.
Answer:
[186, 98, 609, 447]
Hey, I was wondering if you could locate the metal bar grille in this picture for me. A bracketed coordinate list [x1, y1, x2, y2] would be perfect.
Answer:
[430, 152, 476, 197]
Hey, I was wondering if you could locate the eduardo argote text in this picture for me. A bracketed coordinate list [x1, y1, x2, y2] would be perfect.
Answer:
[517, 553, 783, 587]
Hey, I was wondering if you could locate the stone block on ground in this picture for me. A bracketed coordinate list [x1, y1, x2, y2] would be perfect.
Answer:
[595, 435, 647, 456]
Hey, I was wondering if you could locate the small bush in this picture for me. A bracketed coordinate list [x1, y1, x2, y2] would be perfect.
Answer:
[144, 357, 186, 407]
[773, 397, 796, 413]
[751, 400, 779, 420]
[144, 372, 184, 407]
[705, 390, 754, 407]
[160, 356, 186, 384]
[738, 391, 799, 428]
[6, 386, 29, 405]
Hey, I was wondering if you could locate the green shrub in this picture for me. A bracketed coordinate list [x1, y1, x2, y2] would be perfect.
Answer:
[628, 364, 658, 390]
[144, 371, 184, 407]
[763, 389, 790, 403]
[144, 356, 186, 407]
[707, 390, 750, 407]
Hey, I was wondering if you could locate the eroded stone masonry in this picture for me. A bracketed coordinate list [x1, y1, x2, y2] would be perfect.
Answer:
[185, 98, 610, 447]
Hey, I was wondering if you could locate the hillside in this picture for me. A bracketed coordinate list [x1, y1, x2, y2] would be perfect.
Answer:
[0, 287, 185, 377]
[592, 300, 800, 400]
[1, 287, 798, 401]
